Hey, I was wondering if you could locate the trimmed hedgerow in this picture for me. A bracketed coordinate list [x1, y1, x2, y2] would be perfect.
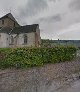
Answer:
[0, 46, 77, 69]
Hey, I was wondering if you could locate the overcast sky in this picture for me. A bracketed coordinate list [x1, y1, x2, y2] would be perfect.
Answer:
[0, 0, 80, 40]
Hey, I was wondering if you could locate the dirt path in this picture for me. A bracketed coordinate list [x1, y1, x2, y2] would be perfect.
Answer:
[55, 80, 80, 92]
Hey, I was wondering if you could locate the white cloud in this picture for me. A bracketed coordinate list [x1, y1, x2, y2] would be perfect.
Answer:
[58, 23, 80, 40]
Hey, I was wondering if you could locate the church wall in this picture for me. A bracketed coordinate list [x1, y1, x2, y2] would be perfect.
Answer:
[0, 31, 40, 48]
[8, 18, 20, 28]
[17, 32, 36, 47]
[0, 33, 9, 48]
[0, 18, 9, 28]
[27, 32, 36, 47]
[9, 32, 36, 47]
[0, 18, 20, 28]
[36, 26, 41, 47]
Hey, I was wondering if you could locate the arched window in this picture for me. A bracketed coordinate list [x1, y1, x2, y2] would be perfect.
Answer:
[11, 35, 14, 44]
[24, 34, 27, 44]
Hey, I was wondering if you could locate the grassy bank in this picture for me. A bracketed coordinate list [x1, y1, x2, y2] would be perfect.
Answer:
[0, 46, 77, 69]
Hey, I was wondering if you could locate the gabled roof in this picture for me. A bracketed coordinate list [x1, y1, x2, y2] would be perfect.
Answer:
[0, 13, 19, 25]
[12, 24, 39, 34]
[0, 24, 39, 34]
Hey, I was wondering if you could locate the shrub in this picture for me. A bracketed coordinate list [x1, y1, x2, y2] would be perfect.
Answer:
[0, 46, 77, 69]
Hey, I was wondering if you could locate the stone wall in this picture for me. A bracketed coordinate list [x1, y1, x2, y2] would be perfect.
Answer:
[0, 57, 80, 92]
[36, 26, 41, 47]
[10, 32, 36, 47]
[0, 31, 40, 48]
[0, 17, 19, 28]
[0, 32, 38, 48]
[0, 18, 8, 28]
[8, 18, 20, 28]
[0, 33, 9, 48]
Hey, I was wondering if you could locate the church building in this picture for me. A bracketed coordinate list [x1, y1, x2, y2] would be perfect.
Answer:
[0, 13, 41, 48]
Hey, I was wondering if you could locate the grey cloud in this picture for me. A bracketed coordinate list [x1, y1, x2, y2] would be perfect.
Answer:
[50, 14, 62, 22]
[37, 14, 62, 23]
[19, 0, 48, 18]
[69, 0, 80, 11]
[49, 0, 56, 2]
[49, 0, 61, 2]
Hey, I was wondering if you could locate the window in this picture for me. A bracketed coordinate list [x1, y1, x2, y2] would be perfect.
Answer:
[2, 20, 4, 25]
[14, 22, 15, 27]
[11, 36, 14, 44]
[24, 34, 27, 44]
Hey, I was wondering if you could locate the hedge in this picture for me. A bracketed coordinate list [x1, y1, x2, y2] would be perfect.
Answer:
[0, 46, 77, 69]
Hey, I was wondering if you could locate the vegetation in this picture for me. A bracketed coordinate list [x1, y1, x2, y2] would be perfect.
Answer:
[41, 39, 80, 47]
[0, 46, 77, 69]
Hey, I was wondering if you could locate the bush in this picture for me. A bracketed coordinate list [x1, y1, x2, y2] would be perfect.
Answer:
[0, 46, 77, 69]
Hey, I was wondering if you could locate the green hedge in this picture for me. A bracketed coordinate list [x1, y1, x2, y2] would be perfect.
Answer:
[0, 46, 77, 69]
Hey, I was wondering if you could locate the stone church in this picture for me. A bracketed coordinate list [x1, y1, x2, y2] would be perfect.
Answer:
[0, 13, 41, 48]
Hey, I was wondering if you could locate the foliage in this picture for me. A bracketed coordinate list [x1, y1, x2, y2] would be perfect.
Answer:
[0, 46, 77, 69]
